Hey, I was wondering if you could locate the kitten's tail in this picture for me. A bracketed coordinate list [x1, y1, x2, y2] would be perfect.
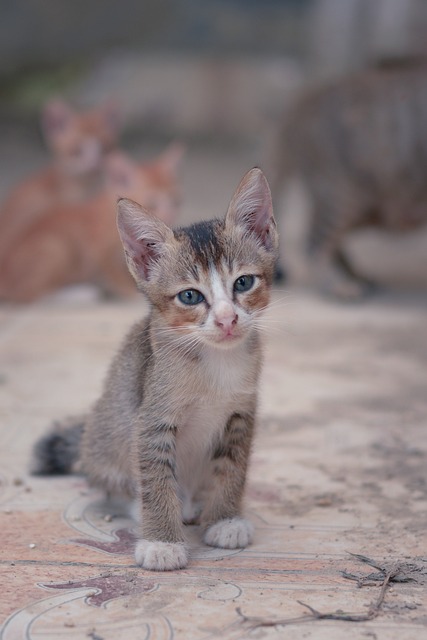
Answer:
[31, 416, 85, 475]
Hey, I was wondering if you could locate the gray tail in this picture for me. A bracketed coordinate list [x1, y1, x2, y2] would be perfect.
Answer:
[31, 416, 85, 475]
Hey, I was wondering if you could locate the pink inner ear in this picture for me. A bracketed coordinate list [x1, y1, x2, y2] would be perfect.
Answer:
[120, 228, 159, 280]
[262, 226, 274, 251]
[232, 169, 274, 250]
[252, 203, 275, 249]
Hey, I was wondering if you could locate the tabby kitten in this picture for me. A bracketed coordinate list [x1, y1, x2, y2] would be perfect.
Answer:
[271, 59, 427, 299]
[32, 168, 278, 571]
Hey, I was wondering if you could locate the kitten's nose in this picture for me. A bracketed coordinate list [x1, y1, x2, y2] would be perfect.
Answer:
[214, 301, 238, 334]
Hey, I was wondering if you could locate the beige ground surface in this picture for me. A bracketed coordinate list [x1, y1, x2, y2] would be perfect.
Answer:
[1, 144, 426, 639]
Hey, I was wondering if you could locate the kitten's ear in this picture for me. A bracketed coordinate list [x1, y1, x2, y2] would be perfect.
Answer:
[117, 198, 174, 282]
[226, 168, 278, 251]
[155, 141, 186, 175]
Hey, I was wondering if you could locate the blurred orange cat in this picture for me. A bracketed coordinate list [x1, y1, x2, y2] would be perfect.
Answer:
[0, 144, 184, 303]
[0, 99, 120, 257]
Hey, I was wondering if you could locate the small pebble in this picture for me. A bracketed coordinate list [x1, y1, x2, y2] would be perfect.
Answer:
[29, 543, 36, 549]
[104, 514, 113, 522]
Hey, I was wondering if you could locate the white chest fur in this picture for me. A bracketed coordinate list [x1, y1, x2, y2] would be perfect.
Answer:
[174, 342, 258, 512]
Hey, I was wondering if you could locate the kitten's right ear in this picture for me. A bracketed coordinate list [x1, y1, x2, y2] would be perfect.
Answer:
[117, 198, 174, 282]
[226, 168, 278, 252]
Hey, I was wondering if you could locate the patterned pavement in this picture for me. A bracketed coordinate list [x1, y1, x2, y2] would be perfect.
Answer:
[1, 288, 426, 639]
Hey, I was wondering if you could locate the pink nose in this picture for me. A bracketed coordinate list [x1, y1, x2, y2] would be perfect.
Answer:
[215, 313, 238, 333]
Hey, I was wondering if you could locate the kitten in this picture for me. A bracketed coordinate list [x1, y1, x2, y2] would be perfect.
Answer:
[31, 168, 279, 571]
[271, 59, 427, 299]
[0, 144, 184, 302]
[0, 98, 120, 258]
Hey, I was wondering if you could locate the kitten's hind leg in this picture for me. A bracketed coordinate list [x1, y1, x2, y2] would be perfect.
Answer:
[307, 208, 372, 300]
[310, 251, 373, 300]
[335, 248, 379, 294]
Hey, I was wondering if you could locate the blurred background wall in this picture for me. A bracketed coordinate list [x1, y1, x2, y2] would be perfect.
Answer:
[2, 0, 427, 142]
[1, 0, 427, 295]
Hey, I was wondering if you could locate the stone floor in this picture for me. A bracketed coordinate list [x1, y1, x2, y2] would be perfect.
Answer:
[1, 144, 427, 639]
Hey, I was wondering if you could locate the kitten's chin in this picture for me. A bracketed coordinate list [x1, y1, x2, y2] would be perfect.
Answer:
[207, 331, 247, 350]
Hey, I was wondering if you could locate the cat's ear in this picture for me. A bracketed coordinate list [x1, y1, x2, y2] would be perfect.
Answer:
[155, 141, 186, 175]
[226, 168, 278, 251]
[117, 197, 174, 282]
[41, 99, 76, 142]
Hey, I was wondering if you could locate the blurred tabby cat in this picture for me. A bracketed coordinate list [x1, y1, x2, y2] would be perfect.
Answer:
[0, 144, 184, 302]
[272, 59, 427, 299]
[31, 168, 278, 571]
[0, 99, 120, 257]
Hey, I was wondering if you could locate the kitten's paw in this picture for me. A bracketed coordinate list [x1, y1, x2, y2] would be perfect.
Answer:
[135, 540, 188, 571]
[204, 518, 254, 549]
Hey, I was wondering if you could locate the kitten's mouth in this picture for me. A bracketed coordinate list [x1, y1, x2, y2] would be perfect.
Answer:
[214, 330, 243, 346]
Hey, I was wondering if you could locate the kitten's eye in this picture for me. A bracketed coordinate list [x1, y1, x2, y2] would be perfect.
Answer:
[177, 289, 205, 305]
[234, 275, 255, 292]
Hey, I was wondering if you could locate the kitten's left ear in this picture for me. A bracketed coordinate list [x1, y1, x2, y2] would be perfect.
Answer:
[226, 168, 278, 252]
[155, 141, 186, 175]
[117, 198, 174, 283]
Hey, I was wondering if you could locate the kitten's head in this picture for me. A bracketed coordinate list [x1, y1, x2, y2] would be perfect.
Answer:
[117, 168, 278, 350]
[41, 99, 120, 176]
[104, 144, 184, 226]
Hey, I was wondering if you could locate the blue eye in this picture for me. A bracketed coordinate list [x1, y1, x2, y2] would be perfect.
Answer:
[177, 289, 205, 305]
[234, 275, 255, 292]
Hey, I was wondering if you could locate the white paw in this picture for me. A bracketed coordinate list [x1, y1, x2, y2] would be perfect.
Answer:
[204, 518, 254, 549]
[135, 539, 188, 571]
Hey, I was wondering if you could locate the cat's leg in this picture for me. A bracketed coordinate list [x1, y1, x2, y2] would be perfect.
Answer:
[335, 248, 378, 293]
[307, 202, 372, 300]
[134, 421, 188, 571]
[201, 412, 254, 550]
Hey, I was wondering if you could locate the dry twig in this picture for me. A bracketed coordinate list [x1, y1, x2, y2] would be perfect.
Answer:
[236, 553, 406, 629]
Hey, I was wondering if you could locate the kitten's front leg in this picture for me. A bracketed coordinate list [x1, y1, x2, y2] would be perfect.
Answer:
[202, 411, 255, 550]
[134, 422, 188, 571]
